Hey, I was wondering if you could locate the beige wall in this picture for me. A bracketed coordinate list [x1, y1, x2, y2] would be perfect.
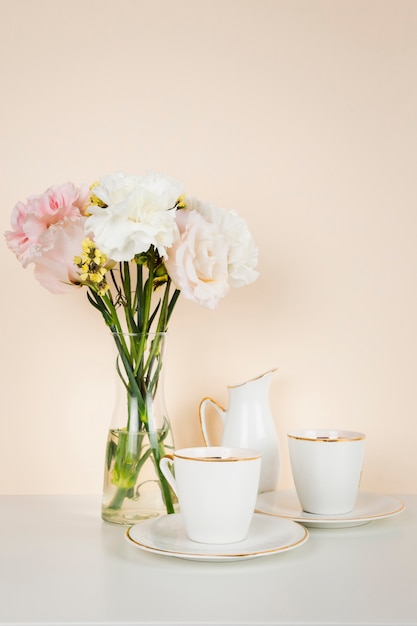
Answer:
[1, 0, 416, 495]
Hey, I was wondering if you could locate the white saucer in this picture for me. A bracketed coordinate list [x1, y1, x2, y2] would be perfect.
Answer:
[126, 512, 308, 561]
[256, 490, 405, 528]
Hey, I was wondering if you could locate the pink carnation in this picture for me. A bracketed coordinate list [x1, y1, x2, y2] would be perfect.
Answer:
[5, 182, 90, 294]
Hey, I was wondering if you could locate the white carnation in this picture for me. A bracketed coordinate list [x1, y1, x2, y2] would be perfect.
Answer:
[85, 171, 184, 261]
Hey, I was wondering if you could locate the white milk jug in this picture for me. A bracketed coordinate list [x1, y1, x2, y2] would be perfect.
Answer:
[199, 369, 280, 492]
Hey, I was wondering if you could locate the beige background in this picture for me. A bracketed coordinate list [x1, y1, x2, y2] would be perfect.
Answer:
[0, 0, 416, 495]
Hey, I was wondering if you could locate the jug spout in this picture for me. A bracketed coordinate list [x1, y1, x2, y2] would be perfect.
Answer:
[228, 368, 278, 390]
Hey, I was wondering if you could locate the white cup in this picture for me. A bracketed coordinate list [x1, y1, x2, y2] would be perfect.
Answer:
[159, 446, 262, 544]
[288, 429, 366, 515]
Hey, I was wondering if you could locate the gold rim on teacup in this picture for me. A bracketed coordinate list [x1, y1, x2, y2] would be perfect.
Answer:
[288, 429, 366, 443]
[169, 446, 263, 462]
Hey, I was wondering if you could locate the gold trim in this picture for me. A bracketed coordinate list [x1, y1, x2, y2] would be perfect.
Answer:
[255, 494, 405, 523]
[126, 522, 308, 559]
[288, 431, 366, 442]
[173, 450, 262, 462]
[228, 368, 278, 389]
[257, 502, 405, 522]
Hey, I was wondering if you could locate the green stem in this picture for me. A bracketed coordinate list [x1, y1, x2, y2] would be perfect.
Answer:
[108, 487, 129, 510]
[98, 253, 182, 517]
[153, 452, 176, 514]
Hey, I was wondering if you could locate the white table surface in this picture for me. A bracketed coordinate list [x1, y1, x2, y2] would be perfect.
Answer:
[0, 494, 416, 626]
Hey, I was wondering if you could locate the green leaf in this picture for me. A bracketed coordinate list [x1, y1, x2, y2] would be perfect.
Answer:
[106, 439, 118, 470]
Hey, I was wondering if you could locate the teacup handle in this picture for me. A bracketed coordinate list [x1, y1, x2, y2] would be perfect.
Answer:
[198, 397, 226, 446]
[159, 455, 178, 496]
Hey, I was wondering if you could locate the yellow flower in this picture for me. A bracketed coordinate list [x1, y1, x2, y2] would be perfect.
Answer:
[74, 238, 110, 296]
[82, 238, 95, 252]
[97, 284, 110, 296]
[83, 182, 107, 216]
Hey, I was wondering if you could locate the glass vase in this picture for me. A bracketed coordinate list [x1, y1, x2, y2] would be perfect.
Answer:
[101, 332, 177, 525]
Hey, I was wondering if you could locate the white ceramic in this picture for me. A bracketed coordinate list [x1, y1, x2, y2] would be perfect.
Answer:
[256, 489, 405, 528]
[288, 429, 366, 515]
[199, 369, 280, 492]
[125, 512, 309, 561]
[159, 446, 262, 544]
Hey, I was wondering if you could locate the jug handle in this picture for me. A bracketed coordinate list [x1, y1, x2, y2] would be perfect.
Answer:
[199, 397, 225, 446]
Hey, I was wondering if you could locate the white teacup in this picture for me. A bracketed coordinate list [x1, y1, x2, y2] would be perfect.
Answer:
[288, 429, 366, 515]
[159, 446, 262, 544]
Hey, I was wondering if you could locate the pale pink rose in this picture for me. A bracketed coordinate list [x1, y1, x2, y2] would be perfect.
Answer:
[5, 182, 90, 294]
[188, 197, 259, 288]
[165, 208, 230, 309]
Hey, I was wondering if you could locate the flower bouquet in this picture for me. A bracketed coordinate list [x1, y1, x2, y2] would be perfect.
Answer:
[5, 171, 258, 523]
